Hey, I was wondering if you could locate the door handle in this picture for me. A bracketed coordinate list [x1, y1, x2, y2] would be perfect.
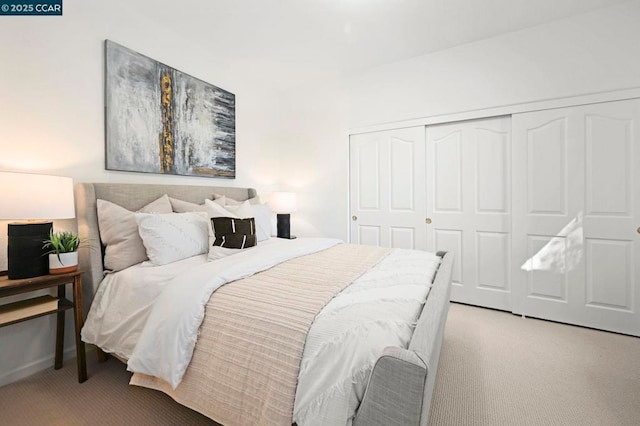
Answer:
[425, 217, 432, 224]
[352, 215, 358, 221]
[637, 226, 640, 234]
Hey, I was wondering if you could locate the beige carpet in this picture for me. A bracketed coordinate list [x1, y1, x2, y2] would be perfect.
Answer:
[0, 303, 638, 425]
[0, 352, 217, 425]
[429, 304, 640, 426]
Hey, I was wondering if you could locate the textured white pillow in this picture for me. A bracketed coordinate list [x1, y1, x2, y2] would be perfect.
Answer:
[97, 195, 173, 272]
[136, 212, 209, 266]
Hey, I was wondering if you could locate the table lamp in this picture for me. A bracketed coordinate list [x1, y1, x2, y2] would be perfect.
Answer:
[270, 192, 297, 239]
[0, 172, 75, 279]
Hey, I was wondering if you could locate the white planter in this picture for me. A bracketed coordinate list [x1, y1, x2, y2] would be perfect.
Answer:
[49, 252, 78, 275]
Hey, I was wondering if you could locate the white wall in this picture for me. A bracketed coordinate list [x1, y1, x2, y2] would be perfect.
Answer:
[3, 0, 640, 387]
[0, 0, 282, 385]
[278, 0, 640, 241]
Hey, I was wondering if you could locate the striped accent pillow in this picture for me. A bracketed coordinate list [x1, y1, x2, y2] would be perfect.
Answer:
[211, 217, 257, 249]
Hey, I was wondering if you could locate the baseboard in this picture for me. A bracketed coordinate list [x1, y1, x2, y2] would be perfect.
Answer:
[0, 345, 83, 387]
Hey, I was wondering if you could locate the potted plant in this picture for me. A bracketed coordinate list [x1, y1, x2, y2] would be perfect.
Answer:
[43, 230, 80, 274]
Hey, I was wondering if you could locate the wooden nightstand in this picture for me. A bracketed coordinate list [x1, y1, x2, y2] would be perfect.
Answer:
[0, 271, 87, 383]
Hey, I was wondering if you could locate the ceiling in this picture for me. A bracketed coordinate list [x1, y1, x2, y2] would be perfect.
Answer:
[126, 0, 629, 90]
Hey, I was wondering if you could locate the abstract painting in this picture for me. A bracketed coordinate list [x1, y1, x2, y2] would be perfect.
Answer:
[105, 40, 235, 178]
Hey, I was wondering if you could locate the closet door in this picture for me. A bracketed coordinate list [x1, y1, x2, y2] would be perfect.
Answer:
[349, 127, 427, 249]
[512, 99, 640, 336]
[426, 116, 512, 310]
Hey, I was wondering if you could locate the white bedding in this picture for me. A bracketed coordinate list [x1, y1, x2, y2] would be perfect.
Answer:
[127, 237, 341, 387]
[294, 247, 441, 426]
[81, 253, 208, 360]
[82, 238, 441, 426]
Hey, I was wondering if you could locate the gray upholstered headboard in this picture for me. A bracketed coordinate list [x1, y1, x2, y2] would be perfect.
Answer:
[74, 182, 257, 312]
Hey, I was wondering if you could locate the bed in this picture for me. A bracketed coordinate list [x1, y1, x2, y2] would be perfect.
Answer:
[75, 182, 453, 426]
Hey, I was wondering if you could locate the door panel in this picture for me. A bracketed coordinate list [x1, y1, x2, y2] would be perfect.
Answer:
[390, 227, 415, 249]
[426, 116, 512, 311]
[390, 139, 415, 211]
[359, 226, 381, 247]
[526, 235, 568, 302]
[512, 99, 640, 336]
[476, 128, 509, 213]
[356, 140, 380, 210]
[476, 231, 510, 291]
[350, 127, 426, 250]
[526, 118, 567, 215]
[585, 238, 632, 311]
[586, 115, 632, 216]
[433, 131, 463, 212]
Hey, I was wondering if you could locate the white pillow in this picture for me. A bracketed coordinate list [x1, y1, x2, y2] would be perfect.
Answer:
[205, 198, 239, 219]
[203, 200, 272, 259]
[97, 195, 173, 272]
[213, 194, 240, 206]
[205, 199, 272, 241]
[224, 200, 276, 241]
[213, 193, 261, 206]
[169, 197, 207, 213]
[248, 204, 272, 242]
[224, 200, 254, 219]
[136, 212, 209, 266]
[211, 199, 273, 240]
[212, 195, 230, 206]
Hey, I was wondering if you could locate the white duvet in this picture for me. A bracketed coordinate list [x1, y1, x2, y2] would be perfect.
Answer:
[82, 238, 441, 426]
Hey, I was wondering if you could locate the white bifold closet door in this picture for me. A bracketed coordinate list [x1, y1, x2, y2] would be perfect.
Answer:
[425, 117, 512, 311]
[349, 126, 427, 250]
[512, 99, 640, 336]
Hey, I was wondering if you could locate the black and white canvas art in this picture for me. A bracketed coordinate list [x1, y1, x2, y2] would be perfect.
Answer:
[105, 40, 236, 178]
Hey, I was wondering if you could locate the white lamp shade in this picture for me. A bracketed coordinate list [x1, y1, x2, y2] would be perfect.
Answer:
[0, 172, 75, 220]
[270, 191, 298, 214]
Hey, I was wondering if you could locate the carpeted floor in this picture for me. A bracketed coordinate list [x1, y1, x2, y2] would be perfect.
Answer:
[429, 304, 640, 426]
[1, 303, 638, 425]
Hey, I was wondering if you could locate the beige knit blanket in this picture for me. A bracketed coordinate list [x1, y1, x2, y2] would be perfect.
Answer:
[131, 243, 389, 426]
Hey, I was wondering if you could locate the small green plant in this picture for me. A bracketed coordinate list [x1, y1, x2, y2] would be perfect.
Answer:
[43, 230, 80, 256]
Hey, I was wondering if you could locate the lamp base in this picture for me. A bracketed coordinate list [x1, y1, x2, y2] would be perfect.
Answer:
[276, 214, 293, 239]
[7, 222, 52, 279]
